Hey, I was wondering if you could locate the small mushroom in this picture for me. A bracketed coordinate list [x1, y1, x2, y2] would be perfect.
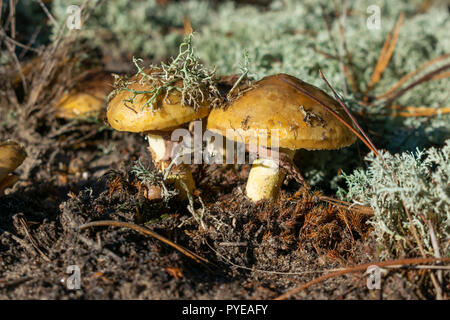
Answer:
[107, 72, 211, 199]
[207, 74, 357, 202]
[54, 71, 114, 120]
[0, 141, 27, 196]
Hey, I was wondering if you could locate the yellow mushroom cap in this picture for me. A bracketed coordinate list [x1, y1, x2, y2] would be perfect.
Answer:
[0, 141, 27, 183]
[207, 74, 357, 150]
[107, 73, 210, 133]
[55, 71, 113, 120]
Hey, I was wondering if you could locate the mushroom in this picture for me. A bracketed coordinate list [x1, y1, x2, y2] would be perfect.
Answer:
[0, 141, 27, 196]
[107, 72, 210, 199]
[55, 71, 114, 120]
[207, 74, 357, 202]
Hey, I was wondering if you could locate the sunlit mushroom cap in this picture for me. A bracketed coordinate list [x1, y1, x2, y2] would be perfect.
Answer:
[207, 74, 357, 150]
[107, 73, 210, 133]
[0, 141, 27, 183]
[55, 71, 113, 120]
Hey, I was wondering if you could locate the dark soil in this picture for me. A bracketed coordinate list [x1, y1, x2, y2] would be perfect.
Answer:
[0, 117, 426, 299]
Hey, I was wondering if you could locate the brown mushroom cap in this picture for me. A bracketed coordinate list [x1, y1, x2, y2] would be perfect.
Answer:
[0, 141, 27, 182]
[107, 73, 210, 133]
[207, 74, 357, 150]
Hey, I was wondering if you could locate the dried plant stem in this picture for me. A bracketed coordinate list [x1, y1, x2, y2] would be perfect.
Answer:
[79, 220, 211, 265]
[390, 106, 450, 117]
[337, 0, 348, 95]
[335, 0, 360, 94]
[275, 257, 450, 300]
[205, 241, 343, 276]
[390, 172, 443, 300]
[309, 46, 340, 61]
[318, 195, 374, 216]
[376, 54, 450, 100]
[365, 12, 404, 95]
[427, 220, 443, 287]
[17, 214, 51, 262]
[384, 63, 450, 105]
[0, 29, 42, 54]
[35, 0, 58, 27]
[431, 71, 450, 81]
[319, 70, 379, 155]
[8, 0, 15, 46]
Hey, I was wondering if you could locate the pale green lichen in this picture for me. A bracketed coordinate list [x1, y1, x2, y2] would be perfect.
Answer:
[131, 159, 178, 202]
[109, 34, 223, 112]
[337, 140, 450, 258]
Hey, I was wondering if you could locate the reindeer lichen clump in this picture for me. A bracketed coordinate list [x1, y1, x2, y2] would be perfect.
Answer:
[338, 140, 450, 258]
[109, 34, 222, 113]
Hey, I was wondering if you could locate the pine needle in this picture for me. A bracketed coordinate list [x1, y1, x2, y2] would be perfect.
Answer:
[375, 53, 450, 100]
[365, 12, 404, 95]
[275, 257, 450, 300]
[79, 220, 212, 266]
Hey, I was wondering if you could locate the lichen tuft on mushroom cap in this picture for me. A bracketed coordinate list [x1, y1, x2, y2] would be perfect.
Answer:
[207, 73, 357, 202]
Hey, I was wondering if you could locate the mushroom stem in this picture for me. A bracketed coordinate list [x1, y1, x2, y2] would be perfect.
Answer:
[245, 149, 295, 202]
[146, 133, 195, 199]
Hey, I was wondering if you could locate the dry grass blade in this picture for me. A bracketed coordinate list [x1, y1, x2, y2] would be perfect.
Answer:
[79, 220, 211, 266]
[35, 0, 58, 27]
[431, 71, 450, 81]
[342, 47, 360, 94]
[319, 70, 379, 155]
[309, 46, 340, 61]
[376, 54, 450, 100]
[336, 0, 360, 94]
[390, 105, 450, 117]
[383, 63, 450, 105]
[365, 12, 404, 95]
[17, 214, 51, 262]
[275, 257, 450, 300]
[318, 195, 374, 216]
[184, 17, 193, 35]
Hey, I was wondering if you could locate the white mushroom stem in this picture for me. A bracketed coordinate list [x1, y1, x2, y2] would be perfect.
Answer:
[245, 149, 295, 202]
[146, 133, 195, 199]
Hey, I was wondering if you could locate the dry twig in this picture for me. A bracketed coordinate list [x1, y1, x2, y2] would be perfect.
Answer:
[79, 220, 211, 266]
[275, 257, 450, 300]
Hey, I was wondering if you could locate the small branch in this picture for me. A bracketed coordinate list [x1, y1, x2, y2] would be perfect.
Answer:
[0, 29, 42, 53]
[79, 220, 211, 266]
[35, 0, 58, 28]
[275, 257, 450, 300]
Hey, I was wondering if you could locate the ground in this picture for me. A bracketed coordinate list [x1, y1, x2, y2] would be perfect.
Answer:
[0, 122, 433, 299]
